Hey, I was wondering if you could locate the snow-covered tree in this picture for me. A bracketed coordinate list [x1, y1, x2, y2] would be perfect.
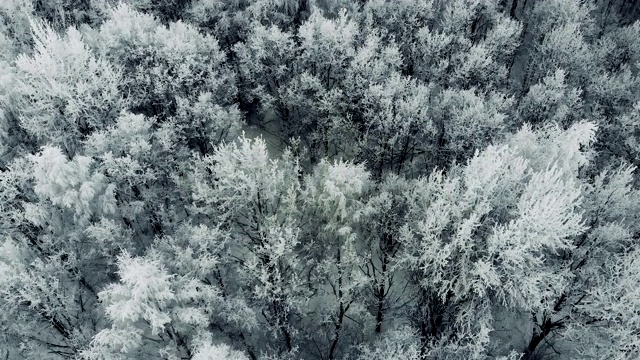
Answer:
[187, 135, 311, 357]
[12, 18, 125, 155]
[233, 22, 298, 125]
[353, 73, 434, 177]
[0, 146, 128, 358]
[522, 0, 596, 91]
[234, 7, 361, 163]
[300, 158, 372, 359]
[2, 1, 640, 359]
[0, 0, 35, 57]
[358, 174, 410, 334]
[94, 3, 238, 124]
[360, 0, 435, 76]
[399, 121, 596, 358]
[517, 69, 584, 128]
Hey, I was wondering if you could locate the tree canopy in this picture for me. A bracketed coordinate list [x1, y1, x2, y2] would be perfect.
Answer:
[1, 1, 640, 359]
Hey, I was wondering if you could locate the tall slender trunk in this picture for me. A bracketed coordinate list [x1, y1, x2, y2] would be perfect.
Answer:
[328, 248, 347, 360]
[375, 229, 398, 334]
[374, 250, 389, 334]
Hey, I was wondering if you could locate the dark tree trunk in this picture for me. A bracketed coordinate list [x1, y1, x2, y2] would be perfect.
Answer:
[522, 316, 564, 360]
[510, 0, 519, 18]
[374, 250, 389, 334]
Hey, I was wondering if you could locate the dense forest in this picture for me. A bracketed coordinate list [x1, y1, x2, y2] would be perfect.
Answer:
[1, 0, 640, 359]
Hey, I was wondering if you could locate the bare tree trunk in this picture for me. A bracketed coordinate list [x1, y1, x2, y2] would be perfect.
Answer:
[522, 314, 564, 360]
